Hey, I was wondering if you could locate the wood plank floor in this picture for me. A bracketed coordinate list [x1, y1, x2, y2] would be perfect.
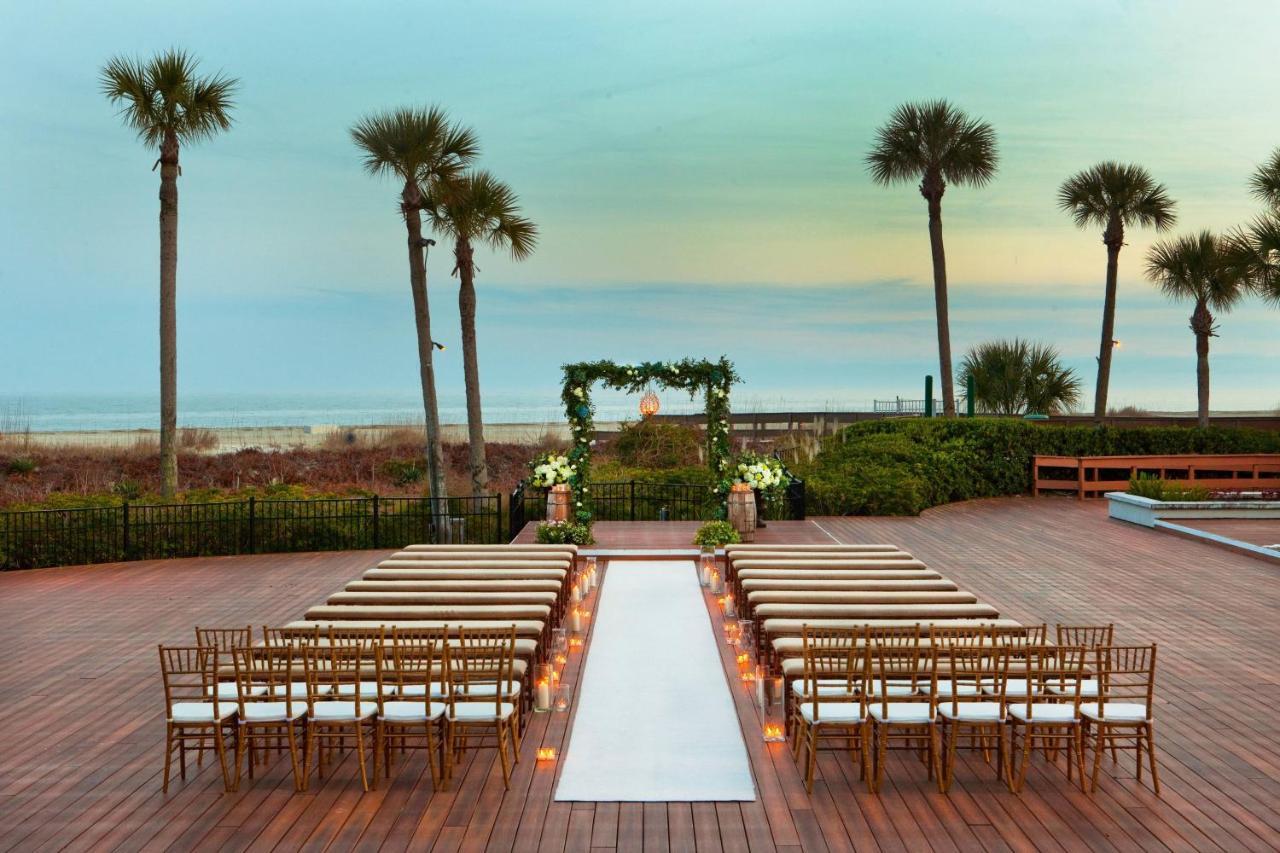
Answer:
[1, 497, 1277, 851]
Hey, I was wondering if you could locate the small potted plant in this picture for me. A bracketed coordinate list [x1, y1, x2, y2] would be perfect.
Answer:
[694, 520, 741, 550]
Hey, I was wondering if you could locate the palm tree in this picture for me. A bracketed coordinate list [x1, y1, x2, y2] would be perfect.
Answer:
[101, 50, 237, 497]
[1248, 147, 1280, 212]
[867, 100, 998, 417]
[1144, 231, 1246, 427]
[426, 172, 537, 494]
[1058, 162, 1176, 420]
[957, 339, 1082, 415]
[351, 107, 479, 503]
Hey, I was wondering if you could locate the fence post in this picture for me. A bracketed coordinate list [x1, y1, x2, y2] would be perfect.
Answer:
[121, 500, 130, 560]
[372, 494, 380, 549]
[248, 497, 256, 554]
[924, 376, 935, 418]
[630, 480, 636, 521]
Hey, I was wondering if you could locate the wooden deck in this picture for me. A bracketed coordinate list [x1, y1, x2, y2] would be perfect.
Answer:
[1, 497, 1278, 852]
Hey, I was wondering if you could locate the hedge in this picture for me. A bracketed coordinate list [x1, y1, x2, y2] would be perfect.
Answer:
[798, 418, 1280, 516]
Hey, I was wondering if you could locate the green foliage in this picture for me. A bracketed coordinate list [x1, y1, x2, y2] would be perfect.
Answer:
[100, 49, 238, 146]
[111, 479, 144, 500]
[535, 520, 595, 546]
[5, 457, 36, 476]
[693, 520, 740, 549]
[380, 458, 425, 487]
[561, 357, 737, 522]
[1057, 162, 1177, 232]
[612, 419, 703, 468]
[866, 99, 998, 188]
[1127, 474, 1210, 502]
[800, 418, 1280, 516]
[958, 339, 1082, 415]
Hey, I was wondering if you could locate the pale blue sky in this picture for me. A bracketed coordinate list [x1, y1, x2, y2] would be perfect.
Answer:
[1, 0, 1278, 414]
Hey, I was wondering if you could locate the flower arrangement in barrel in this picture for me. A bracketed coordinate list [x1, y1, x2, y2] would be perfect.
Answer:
[528, 451, 576, 488]
[717, 451, 791, 514]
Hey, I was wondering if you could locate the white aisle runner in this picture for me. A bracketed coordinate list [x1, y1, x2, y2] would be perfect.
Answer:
[554, 560, 756, 802]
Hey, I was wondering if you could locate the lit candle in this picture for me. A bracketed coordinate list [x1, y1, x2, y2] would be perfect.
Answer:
[570, 609, 582, 633]
[536, 746, 557, 761]
[710, 570, 723, 594]
[536, 680, 551, 712]
[571, 581, 582, 604]
[723, 594, 736, 619]
[762, 723, 785, 743]
[755, 665, 767, 708]
[554, 684, 569, 712]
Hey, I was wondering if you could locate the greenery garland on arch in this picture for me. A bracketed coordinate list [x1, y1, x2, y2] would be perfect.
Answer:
[561, 357, 738, 522]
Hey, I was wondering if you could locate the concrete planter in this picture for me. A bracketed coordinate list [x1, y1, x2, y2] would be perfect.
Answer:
[1107, 491, 1280, 560]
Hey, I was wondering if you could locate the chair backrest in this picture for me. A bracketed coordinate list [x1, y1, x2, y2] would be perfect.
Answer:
[1056, 623, 1115, 648]
[195, 625, 252, 653]
[868, 642, 935, 718]
[800, 627, 866, 721]
[159, 644, 220, 719]
[865, 623, 922, 650]
[992, 623, 1047, 652]
[233, 645, 299, 718]
[327, 624, 386, 651]
[1093, 645, 1157, 721]
[306, 643, 371, 716]
[380, 638, 442, 717]
[263, 625, 321, 648]
[928, 623, 988, 648]
[1016, 644, 1084, 720]
[449, 625, 517, 716]
[937, 644, 1009, 716]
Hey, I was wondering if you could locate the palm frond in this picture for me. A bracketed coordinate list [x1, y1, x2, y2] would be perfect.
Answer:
[427, 170, 537, 259]
[1225, 214, 1280, 305]
[1249, 147, 1280, 212]
[1145, 230, 1245, 310]
[1057, 161, 1176, 232]
[350, 106, 477, 187]
[958, 338, 1079, 415]
[100, 49, 237, 147]
[865, 99, 998, 188]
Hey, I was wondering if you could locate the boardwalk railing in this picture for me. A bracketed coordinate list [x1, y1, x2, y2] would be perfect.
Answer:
[0, 494, 503, 571]
[1033, 453, 1280, 499]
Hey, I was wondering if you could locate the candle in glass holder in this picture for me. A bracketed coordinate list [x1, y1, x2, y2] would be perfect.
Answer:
[534, 663, 552, 712]
[709, 569, 723, 595]
[723, 621, 739, 646]
[554, 683, 570, 712]
[736, 618, 753, 651]
[755, 664, 767, 708]
[569, 608, 582, 633]
[570, 580, 582, 604]
[762, 723, 785, 743]
[771, 675, 784, 706]
[722, 593, 736, 619]
[699, 553, 715, 587]
[736, 651, 750, 672]
[536, 746, 557, 761]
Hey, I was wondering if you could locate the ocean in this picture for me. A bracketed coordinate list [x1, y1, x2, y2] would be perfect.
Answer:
[0, 390, 881, 433]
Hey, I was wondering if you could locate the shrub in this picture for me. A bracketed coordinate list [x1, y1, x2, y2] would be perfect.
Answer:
[611, 419, 702, 468]
[1128, 474, 1209, 502]
[6, 457, 37, 476]
[380, 458, 425, 487]
[111, 479, 144, 500]
[535, 520, 594, 545]
[693, 520, 740, 549]
[799, 418, 1280, 516]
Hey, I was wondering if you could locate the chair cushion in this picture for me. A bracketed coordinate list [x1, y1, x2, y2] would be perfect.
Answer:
[448, 701, 515, 721]
[1048, 679, 1099, 697]
[799, 702, 865, 724]
[240, 701, 306, 722]
[270, 682, 329, 699]
[1080, 702, 1150, 723]
[935, 679, 982, 697]
[1008, 703, 1079, 723]
[170, 701, 236, 723]
[379, 700, 444, 723]
[310, 701, 376, 721]
[791, 679, 858, 698]
[454, 680, 522, 698]
[987, 679, 1041, 698]
[397, 682, 449, 700]
[938, 702, 1004, 723]
[869, 702, 935, 724]
[868, 680, 920, 697]
[334, 681, 382, 698]
[208, 682, 266, 700]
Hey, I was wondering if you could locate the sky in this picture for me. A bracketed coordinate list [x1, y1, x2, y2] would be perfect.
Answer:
[1, 0, 1278, 417]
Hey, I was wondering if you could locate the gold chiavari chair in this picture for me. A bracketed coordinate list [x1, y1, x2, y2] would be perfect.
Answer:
[868, 642, 940, 793]
[326, 626, 385, 700]
[194, 626, 254, 701]
[231, 645, 305, 791]
[794, 628, 870, 793]
[261, 626, 324, 702]
[1052, 624, 1115, 700]
[789, 626, 860, 758]
[446, 626, 519, 789]
[1085, 645, 1159, 794]
[936, 644, 1010, 792]
[375, 639, 447, 786]
[158, 645, 235, 792]
[263, 624, 322, 647]
[1007, 645, 1086, 793]
[989, 624, 1048, 702]
[304, 643, 377, 791]
[865, 624, 923, 698]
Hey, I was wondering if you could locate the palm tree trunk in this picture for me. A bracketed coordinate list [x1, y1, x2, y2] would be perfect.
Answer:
[158, 132, 180, 497]
[403, 185, 448, 511]
[1094, 216, 1124, 420]
[455, 237, 489, 495]
[922, 175, 955, 417]
[1192, 300, 1212, 428]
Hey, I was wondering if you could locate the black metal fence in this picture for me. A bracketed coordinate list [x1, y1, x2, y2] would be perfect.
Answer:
[0, 494, 503, 571]
[510, 476, 807, 539]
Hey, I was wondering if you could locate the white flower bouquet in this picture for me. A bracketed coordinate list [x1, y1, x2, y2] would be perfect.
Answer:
[529, 451, 577, 487]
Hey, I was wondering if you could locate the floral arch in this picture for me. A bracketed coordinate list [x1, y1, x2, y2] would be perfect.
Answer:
[561, 357, 738, 521]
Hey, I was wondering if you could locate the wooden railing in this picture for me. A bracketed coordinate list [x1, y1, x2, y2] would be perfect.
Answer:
[1033, 454, 1280, 499]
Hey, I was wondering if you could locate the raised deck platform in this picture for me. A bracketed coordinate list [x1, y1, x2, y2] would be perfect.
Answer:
[1, 497, 1276, 851]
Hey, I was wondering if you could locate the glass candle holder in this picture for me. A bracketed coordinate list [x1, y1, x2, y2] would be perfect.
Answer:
[553, 683, 570, 712]
[699, 552, 715, 588]
[534, 663, 553, 712]
[709, 569, 723, 595]
[551, 627, 568, 656]
[762, 722, 786, 743]
[722, 593, 737, 619]
[755, 664, 767, 708]
[736, 618, 754, 651]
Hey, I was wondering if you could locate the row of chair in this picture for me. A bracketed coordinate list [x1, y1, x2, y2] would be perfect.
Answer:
[161, 544, 587, 794]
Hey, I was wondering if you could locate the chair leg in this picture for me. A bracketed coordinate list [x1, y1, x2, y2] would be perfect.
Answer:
[873, 725, 887, 794]
[1073, 727, 1086, 792]
[1090, 724, 1105, 793]
[214, 723, 232, 792]
[354, 721, 371, 792]
[496, 723, 512, 790]
[1146, 725, 1161, 795]
[233, 724, 247, 793]
[424, 722, 439, 786]
[286, 722, 304, 792]
[803, 727, 817, 793]
[303, 722, 316, 791]
[162, 724, 174, 794]
[943, 723, 957, 793]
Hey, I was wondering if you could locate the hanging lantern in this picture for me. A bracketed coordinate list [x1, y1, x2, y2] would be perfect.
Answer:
[639, 389, 660, 419]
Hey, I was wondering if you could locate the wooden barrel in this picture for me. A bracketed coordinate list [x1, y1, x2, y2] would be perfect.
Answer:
[546, 483, 572, 523]
[727, 483, 757, 542]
